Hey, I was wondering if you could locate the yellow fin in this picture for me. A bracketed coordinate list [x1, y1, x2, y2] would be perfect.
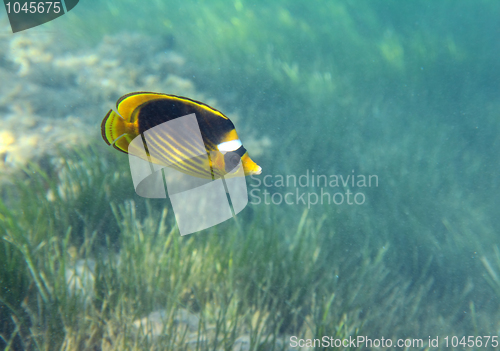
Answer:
[101, 109, 138, 153]
[117, 93, 167, 123]
[117, 92, 229, 122]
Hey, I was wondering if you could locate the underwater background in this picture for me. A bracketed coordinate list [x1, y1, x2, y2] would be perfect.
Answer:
[1, 0, 500, 349]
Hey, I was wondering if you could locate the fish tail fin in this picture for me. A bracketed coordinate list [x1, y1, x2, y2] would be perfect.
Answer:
[101, 109, 138, 153]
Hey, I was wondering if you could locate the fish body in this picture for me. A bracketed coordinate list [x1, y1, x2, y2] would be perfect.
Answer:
[101, 92, 262, 179]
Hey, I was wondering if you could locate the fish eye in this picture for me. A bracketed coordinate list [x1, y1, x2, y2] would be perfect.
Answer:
[224, 152, 241, 173]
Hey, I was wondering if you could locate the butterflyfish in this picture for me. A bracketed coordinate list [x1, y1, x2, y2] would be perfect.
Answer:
[101, 92, 262, 179]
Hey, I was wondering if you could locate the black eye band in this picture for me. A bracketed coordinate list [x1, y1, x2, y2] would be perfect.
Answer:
[224, 145, 246, 173]
[233, 145, 246, 157]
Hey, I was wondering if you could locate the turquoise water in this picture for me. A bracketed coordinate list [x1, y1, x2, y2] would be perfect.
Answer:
[1, 1, 500, 350]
